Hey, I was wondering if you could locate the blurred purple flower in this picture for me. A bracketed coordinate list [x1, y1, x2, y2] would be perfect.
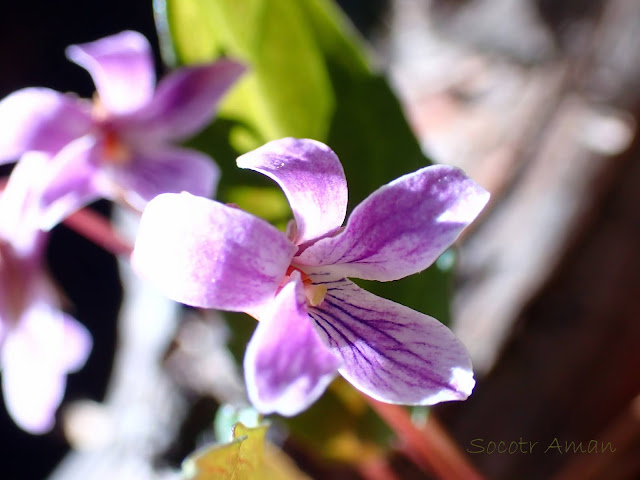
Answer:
[0, 154, 91, 434]
[132, 138, 490, 416]
[0, 30, 245, 228]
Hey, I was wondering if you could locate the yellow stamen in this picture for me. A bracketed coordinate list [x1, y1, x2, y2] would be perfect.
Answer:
[305, 284, 327, 307]
[283, 265, 328, 306]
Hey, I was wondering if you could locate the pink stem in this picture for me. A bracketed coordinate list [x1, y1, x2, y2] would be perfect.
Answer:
[365, 397, 485, 480]
[63, 208, 133, 256]
[357, 458, 403, 480]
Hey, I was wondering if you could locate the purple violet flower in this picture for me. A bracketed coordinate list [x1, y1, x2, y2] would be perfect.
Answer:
[132, 138, 490, 416]
[0, 154, 91, 433]
[0, 30, 245, 228]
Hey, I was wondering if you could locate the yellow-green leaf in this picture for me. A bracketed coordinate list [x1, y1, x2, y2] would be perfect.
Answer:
[166, 0, 334, 146]
[262, 443, 312, 480]
[183, 421, 309, 480]
[182, 422, 267, 480]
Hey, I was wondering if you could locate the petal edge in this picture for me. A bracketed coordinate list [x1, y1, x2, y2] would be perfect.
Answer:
[67, 30, 155, 114]
[297, 165, 489, 281]
[0, 88, 91, 163]
[237, 138, 348, 244]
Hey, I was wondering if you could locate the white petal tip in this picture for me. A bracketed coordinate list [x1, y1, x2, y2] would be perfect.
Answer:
[414, 367, 476, 406]
[437, 184, 490, 225]
[449, 366, 476, 399]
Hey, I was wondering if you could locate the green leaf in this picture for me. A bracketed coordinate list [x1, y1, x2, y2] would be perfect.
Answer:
[166, 0, 334, 147]
[225, 186, 291, 225]
[293, 0, 427, 202]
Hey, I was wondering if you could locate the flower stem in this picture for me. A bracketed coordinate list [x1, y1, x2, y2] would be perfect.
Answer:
[365, 397, 485, 480]
[357, 457, 403, 480]
[63, 208, 133, 256]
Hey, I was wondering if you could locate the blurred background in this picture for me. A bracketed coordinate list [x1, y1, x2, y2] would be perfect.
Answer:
[1, 0, 640, 479]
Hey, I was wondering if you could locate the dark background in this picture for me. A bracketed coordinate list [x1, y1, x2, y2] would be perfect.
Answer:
[0, 2, 157, 479]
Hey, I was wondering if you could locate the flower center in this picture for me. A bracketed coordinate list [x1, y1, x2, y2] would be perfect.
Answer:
[102, 129, 131, 166]
[92, 96, 131, 166]
[283, 266, 327, 307]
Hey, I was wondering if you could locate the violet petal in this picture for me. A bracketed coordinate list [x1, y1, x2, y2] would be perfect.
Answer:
[297, 165, 489, 281]
[59, 313, 93, 373]
[66, 30, 155, 114]
[121, 59, 246, 142]
[132, 192, 297, 311]
[0, 152, 51, 253]
[309, 278, 475, 405]
[0, 284, 91, 434]
[237, 138, 348, 244]
[0, 88, 92, 163]
[110, 145, 219, 211]
[244, 273, 341, 416]
[38, 137, 103, 230]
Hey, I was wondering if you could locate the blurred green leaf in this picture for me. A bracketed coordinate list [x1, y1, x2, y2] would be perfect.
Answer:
[280, 377, 392, 463]
[166, 0, 334, 146]
[225, 186, 291, 224]
[297, 0, 428, 203]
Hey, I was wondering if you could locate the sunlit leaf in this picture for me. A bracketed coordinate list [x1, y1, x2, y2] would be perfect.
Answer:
[166, 0, 334, 147]
[183, 421, 309, 480]
[262, 443, 312, 480]
[182, 422, 267, 480]
[225, 186, 291, 224]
